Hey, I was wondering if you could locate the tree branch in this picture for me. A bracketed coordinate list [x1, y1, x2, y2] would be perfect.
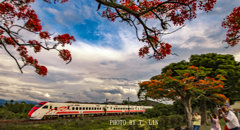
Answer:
[0, 39, 23, 73]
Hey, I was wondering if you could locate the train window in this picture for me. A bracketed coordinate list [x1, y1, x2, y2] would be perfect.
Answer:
[50, 106, 52, 109]
[83, 107, 85, 110]
[110, 107, 112, 109]
[100, 107, 101, 110]
[76, 107, 78, 110]
[72, 107, 75, 110]
[89, 107, 91, 110]
[94, 107, 96, 110]
[79, 107, 82, 110]
[97, 107, 99, 110]
[86, 107, 88, 110]
[55, 107, 57, 110]
[92, 107, 94, 110]
[42, 105, 48, 109]
[34, 104, 43, 108]
[67, 106, 70, 109]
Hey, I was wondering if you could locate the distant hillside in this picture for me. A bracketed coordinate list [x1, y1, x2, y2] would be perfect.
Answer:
[0, 99, 38, 106]
[122, 100, 160, 106]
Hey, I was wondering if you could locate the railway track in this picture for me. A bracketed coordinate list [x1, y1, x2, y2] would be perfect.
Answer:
[0, 114, 136, 125]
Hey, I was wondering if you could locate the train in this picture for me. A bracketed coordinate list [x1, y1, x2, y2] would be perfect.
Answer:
[28, 101, 153, 120]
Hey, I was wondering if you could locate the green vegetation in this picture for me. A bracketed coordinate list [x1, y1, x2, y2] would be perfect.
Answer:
[143, 103, 182, 118]
[0, 100, 34, 120]
[0, 115, 185, 130]
[121, 100, 160, 106]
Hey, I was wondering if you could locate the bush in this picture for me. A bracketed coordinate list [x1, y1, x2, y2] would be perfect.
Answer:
[0, 108, 16, 119]
[144, 103, 177, 118]
[157, 117, 165, 130]
[156, 115, 185, 130]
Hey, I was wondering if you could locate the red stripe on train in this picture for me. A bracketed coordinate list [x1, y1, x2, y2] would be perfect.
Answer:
[82, 111, 125, 113]
[124, 110, 146, 112]
[56, 111, 79, 114]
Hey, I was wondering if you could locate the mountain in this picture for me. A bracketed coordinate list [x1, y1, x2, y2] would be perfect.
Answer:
[0, 99, 38, 106]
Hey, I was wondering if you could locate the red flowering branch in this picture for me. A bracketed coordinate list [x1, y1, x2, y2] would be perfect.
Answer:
[222, 6, 240, 47]
[95, 0, 219, 60]
[0, 0, 75, 76]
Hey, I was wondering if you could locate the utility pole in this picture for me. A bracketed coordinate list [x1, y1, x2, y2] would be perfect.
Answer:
[128, 97, 130, 115]
[105, 98, 108, 115]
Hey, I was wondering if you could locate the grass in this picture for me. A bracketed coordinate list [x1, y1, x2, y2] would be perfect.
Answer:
[0, 115, 148, 130]
[1, 115, 227, 130]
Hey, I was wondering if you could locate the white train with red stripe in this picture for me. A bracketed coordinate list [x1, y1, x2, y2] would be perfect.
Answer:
[28, 101, 153, 120]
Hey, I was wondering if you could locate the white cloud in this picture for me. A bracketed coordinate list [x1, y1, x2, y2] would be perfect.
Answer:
[1, 0, 240, 104]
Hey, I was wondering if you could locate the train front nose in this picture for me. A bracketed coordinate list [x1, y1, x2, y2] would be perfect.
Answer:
[28, 109, 37, 117]
[28, 110, 33, 117]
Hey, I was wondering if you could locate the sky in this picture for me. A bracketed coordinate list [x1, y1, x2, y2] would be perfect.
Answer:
[0, 0, 240, 104]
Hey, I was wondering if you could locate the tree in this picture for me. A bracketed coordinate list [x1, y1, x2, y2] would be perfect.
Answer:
[159, 53, 240, 125]
[189, 53, 240, 104]
[138, 66, 228, 129]
[0, 0, 75, 76]
[95, 0, 240, 60]
[189, 53, 240, 125]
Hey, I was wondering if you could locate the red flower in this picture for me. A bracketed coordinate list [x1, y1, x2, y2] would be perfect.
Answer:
[35, 65, 47, 76]
[28, 40, 41, 53]
[139, 46, 149, 58]
[59, 49, 71, 61]
[39, 31, 50, 39]
[54, 34, 76, 47]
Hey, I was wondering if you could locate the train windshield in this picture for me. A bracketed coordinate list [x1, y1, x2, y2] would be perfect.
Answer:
[34, 104, 43, 107]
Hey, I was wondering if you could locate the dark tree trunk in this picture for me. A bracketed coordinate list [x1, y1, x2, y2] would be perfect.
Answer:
[200, 98, 207, 125]
[184, 106, 189, 127]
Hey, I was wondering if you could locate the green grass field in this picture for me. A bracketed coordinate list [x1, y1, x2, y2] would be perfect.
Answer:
[0, 115, 230, 130]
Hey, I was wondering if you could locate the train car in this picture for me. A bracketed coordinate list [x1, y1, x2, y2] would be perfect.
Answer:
[28, 101, 153, 120]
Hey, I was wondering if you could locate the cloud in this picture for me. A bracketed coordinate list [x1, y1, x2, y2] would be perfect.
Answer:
[83, 86, 138, 103]
[0, 0, 240, 104]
